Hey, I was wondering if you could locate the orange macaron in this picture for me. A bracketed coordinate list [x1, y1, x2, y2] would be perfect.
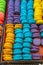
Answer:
[0, 12, 4, 21]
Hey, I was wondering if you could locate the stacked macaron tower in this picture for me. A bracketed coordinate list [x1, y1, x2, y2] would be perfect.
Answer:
[23, 24, 32, 60]
[20, 0, 28, 24]
[27, 0, 36, 24]
[14, 0, 20, 23]
[34, 0, 43, 24]
[2, 0, 14, 61]
[2, 24, 14, 61]
[13, 24, 23, 61]
[31, 24, 41, 60]
[0, 0, 6, 24]
[7, 0, 14, 23]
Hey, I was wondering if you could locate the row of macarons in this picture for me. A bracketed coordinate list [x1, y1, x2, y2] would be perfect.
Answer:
[34, 0, 43, 24]
[2, 24, 14, 61]
[7, 0, 20, 24]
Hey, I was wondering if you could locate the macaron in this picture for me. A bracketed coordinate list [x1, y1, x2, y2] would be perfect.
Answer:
[13, 43, 22, 49]
[31, 24, 38, 29]
[41, 39, 43, 46]
[31, 29, 38, 33]
[23, 54, 32, 60]
[41, 32, 43, 37]
[24, 37, 32, 43]
[15, 29, 22, 34]
[33, 38, 41, 46]
[15, 24, 22, 29]
[22, 48, 30, 53]
[16, 33, 23, 38]
[39, 25, 43, 29]
[13, 55, 22, 61]
[32, 33, 40, 38]
[23, 28, 30, 33]
[31, 48, 39, 52]
[24, 32, 32, 37]
[0, 12, 4, 21]
[32, 56, 40, 60]
[15, 38, 23, 44]
[23, 42, 31, 48]
[13, 49, 22, 54]
[23, 24, 30, 28]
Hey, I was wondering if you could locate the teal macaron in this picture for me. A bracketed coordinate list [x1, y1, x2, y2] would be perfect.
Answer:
[23, 42, 31, 48]
[23, 54, 32, 60]
[13, 55, 22, 61]
[13, 49, 22, 54]
[23, 28, 30, 33]
[23, 24, 30, 28]
[22, 48, 30, 53]
[24, 37, 32, 43]
[41, 32, 43, 38]
[15, 38, 23, 44]
[15, 29, 22, 34]
[16, 33, 23, 38]
[24, 32, 32, 37]
[13, 43, 22, 49]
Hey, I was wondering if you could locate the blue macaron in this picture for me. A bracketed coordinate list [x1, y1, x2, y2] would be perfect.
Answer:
[22, 48, 30, 53]
[23, 28, 30, 33]
[16, 33, 23, 38]
[13, 43, 22, 49]
[41, 32, 43, 38]
[24, 32, 32, 37]
[15, 29, 22, 34]
[23, 24, 30, 28]
[23, 54, 32, 60]
[13, 55, 22, 61]
[23, 42, 31, 48]
[13, 49, 22, 54]
[15, 38, 23, 44]
[24, 37, 32, 43]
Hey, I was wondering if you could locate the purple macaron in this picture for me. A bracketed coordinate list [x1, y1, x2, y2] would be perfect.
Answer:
[31, 46, 39, 49]
[39, 25, 43, 29]
[14, 0, 20, 14]
[32, 33, 40, 38]
[40, 29, 43, 33]
[32, 56, 40, 60]
[41, 39, 43, 46]
[31, 29, 38, 33]
[33, 38, 41, 46]
[31, 48, 39, 52]
[31, 24, 38, 29]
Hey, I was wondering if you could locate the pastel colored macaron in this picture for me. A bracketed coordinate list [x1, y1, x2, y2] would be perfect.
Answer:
[16, 33, 23, 38]
[13, 55, 22, 61]
[23, 28, 30, 33]
[15, 29, 22, 34]
[13, 43, 22, 49]
[0, 12, 4, 21]
[24, 32, 32, 37]
[33, 38, 41, 46]
[22, 48, 30, 53]
[23, 54, 32, 60]
[32, 33, 40, 38]
[31, 48, 39, 52]
[31, 29, 38, 33]
[31, 24, 38, 29]
[24, 37, 32, 43]
[41, 39, 43, 46]
[15, 38, 23, 44]
[41, 32, 43, 37]
[23, 42, 31, 48]
[13, 49, 22, 54]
